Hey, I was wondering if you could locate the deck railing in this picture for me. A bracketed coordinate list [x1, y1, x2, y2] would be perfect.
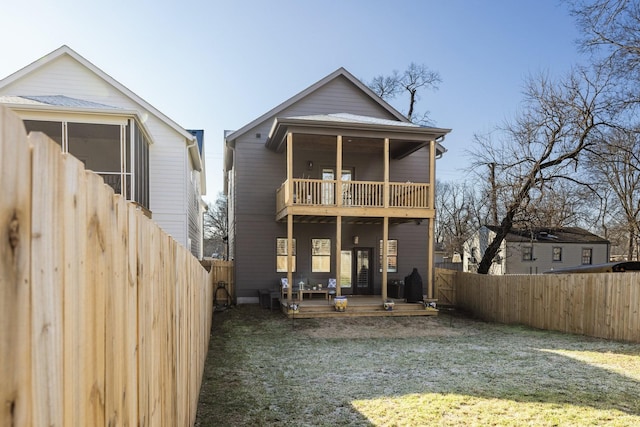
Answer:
[276, 178, 431, 211]
[389, 182, 430, 208]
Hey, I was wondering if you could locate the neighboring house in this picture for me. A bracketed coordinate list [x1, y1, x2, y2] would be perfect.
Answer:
[0, 46, 206, 257]
[463, 226, 610, 275]
[224, 67, 451, 303]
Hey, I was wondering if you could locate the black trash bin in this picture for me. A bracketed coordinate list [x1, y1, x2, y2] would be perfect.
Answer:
[388, 280, 404, 299]
[403, 268, 423, 303]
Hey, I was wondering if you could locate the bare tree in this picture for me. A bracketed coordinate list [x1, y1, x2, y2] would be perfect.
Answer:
[571, 0, 640, 87]
[435, 180, 485, 256]
[469, 67, 616, 274]
[368, 63, 441, 124]
[203, 193, 228, 259]
[516, 180, 595, 228]
[569, 0, 640, 259]
[586, 128, 640, 259]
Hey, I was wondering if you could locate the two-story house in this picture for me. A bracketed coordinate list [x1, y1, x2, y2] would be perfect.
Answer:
[224, 68, 451, 304]
[463, 226, 610, 274]
[0, 46, 206, 257]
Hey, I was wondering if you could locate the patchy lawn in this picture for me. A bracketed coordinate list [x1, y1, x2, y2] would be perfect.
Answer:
[195, 305, 640, 426]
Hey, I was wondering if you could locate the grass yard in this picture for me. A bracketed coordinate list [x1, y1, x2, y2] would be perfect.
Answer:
[195, 305, 640, 426]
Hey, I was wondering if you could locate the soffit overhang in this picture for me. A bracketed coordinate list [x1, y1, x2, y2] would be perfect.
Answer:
[266, 114, 450, 159]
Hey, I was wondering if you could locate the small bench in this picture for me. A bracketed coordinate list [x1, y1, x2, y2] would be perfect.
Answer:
[300, 289, 329, 301]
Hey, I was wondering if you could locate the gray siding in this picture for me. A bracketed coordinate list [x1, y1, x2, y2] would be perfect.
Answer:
[231, 74, 434, 300]
[277, 75, 398, 120]
[233, 137, 434, 298]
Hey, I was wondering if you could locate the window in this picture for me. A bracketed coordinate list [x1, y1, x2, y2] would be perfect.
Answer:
[552, 247, 562, 262]
[522, 246, 533, 261]
[582, 248, 593, 265]
[379, 240, 398, 272]
[276, 238, 296, 272]
[312, 238, 331, 272]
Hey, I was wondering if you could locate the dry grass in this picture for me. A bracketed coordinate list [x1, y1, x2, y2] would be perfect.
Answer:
[195, 305, 640, 426]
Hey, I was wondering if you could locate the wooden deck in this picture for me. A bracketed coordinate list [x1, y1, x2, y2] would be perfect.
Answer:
[278, 295, 438, 319]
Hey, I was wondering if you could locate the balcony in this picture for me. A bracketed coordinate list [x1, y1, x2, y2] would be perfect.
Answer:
[276, 178, 432, 223]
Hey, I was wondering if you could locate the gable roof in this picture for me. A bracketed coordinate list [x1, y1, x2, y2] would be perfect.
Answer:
[0, 45, 196, 143]
[485, 226, 609, 244]
[225, 67, 409, 142]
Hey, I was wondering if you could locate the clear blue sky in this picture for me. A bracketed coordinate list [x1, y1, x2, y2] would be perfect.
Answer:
[1, 0, 583, 202]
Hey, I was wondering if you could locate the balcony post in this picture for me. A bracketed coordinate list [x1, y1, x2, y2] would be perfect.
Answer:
[336, 135, 342, 207]
[383, 138, 389, 208]
[286, 132, 294, 303]
[287, 132, 293, 206]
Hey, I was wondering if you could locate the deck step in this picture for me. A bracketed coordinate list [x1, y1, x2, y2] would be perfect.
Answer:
[286, 309, 438, 319]
[279, 299, 438, 319]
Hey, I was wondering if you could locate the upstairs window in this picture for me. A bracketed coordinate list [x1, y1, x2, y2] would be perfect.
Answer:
[522, 246, 533, 261]
[581, 248, 593, 265]
[552, 247, 562, 262]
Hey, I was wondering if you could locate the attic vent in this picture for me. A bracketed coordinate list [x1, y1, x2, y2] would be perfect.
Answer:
[255, 133, 261, 139]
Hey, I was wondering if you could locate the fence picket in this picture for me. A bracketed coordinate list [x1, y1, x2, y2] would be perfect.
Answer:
[61, 151, 88, 425]
[0, 105, 33, 427]
[29, 132, 64, 426]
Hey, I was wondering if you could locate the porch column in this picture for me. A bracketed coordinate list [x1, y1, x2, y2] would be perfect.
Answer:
[382, 216, 388, 301]
[383, 138, 389, 208]
[287, 132, 293, 206]
[335, 215, 342, 297]
[382, 138, 390, 301]
[287, 213, 293, 303]
[336, 135, 342, 207]
[427, 139, 436, 299]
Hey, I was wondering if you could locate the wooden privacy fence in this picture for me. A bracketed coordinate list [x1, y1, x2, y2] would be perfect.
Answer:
[436, 268, 640, 343]
[202, 259, 235, 306]
[0, 106, 215, 426]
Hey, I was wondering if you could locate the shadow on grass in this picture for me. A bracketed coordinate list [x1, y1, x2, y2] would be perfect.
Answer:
[195, 304, 640, 426]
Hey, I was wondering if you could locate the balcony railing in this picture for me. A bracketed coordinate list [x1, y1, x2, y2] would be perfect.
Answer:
[276, 178, 431, 213]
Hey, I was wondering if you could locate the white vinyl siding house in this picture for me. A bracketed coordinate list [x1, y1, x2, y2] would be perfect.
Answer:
[0, 46, 206, 257]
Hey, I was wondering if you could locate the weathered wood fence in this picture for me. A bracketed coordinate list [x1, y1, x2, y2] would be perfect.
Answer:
[435, 268, 640, 343]
[0, 106, 225, 426]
